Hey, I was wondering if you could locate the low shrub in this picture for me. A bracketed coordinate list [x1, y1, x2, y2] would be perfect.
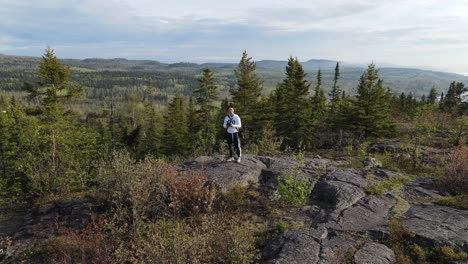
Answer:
[278, 151, 313, 206]
[365, 177, 412, 195]
[134, 215, 258, 263]
[47, 214, 114, 264]
[168, 171, 217, 216]
[437, 195, 468, 210]
[438, 147, 468, 195]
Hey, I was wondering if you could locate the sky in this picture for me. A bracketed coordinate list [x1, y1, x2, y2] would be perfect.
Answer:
[1, 0, 468, 75]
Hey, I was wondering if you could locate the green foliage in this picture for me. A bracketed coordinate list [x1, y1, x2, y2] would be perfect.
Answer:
[193, 67, 219, 155]
[0, 97, 39, 200]
[365, 176, 412, 195]
[429, 246, 468, 263]
[276, 57, 312, 150]
[257, 122, 283, 156]
[392, 195, 410, 218]
[231, 51, 263, 144]
[26, 47, 82, 116]
[134, 216, 258, 264]
[386, 219, 424, 263]
[441, 81, 466, 114]
[329, 62, 341, 115]
[437, 195, 468, 210]
[163, 95, 191, 157]
[310, 69, 329, 123]
[278, 152, 313, 205]
[352, 64, 395, 138]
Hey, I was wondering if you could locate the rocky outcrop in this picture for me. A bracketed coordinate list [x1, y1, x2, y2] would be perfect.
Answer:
[353, 242, 395, 264]
[2, 154, 467, 263]
[0, 196, 93, 263]
[401, 204, 468, 252]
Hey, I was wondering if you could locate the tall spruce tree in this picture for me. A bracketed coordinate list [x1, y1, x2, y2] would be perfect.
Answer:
[442, 81, 466, 113]
[23, 48, 99, 194]
[163, 95, 190, 156]
[352, 63, 395, 138]
[311, 69, 328, 122]
[428, 87, 437, 104]
[194, 68, 218, 155]
[231, 51, 263, 143]
[329, 62, 341, 115]
[25, 47, 82, 118]
[276, 57, 311, 150]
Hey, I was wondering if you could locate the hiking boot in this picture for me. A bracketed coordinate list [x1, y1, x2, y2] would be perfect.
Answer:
[227, 157, 235, 162]
[236, 157, 241, 163]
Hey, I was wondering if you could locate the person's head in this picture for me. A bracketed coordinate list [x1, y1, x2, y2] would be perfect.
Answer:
[227, 106, 234, 116]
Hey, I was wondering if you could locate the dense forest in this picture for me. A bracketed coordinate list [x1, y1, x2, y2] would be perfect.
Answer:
[0, 48, 467, 263]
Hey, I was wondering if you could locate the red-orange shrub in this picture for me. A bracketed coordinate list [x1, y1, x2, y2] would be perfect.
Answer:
[48, 214, 114, 264]
[168, 171, 217, 216]
[440, 147, 468, 195]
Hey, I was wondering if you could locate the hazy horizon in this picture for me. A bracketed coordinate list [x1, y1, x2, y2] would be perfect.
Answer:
[1, 0, 467, 75]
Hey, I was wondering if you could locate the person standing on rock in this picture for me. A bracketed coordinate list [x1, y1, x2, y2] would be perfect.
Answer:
[223, 106, 242, 163]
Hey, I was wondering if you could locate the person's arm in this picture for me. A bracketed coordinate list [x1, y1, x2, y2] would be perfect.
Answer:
[232, 115, 241, 128]
[223, 116, 228, 128]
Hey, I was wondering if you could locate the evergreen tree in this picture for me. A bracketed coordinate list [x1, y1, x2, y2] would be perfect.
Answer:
[25, 47, 82, 118]
[137, 103, 163, 158]
[399, 92, 407, 108]
[163, 95, 190, 156]
[194, 68, 218, 155]
[231, 51, 263, 144]
[442, 81, 466, 113]
[22, 48, 99, 194]
[0, 97, 39, 199]
[329, 62, 341, 115]
[421, 94, 427, 104]
[352, 63, 395, 138]
[428, 87, 437, 104]
[311, 69, 328, 122]
[276, 57, 311, 150]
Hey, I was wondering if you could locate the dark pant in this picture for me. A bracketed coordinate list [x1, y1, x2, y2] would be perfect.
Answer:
[227, 132, 241, 158]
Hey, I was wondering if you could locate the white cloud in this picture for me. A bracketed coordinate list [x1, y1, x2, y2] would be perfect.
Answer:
[0, 0, 467, 74]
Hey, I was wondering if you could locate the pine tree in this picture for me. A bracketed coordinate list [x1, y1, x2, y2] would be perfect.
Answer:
[194, 68, 218, 155]
[421, 94, 427, 104]
[442, 81, 466, 113]
[22, 48, 99, 194]
[428, 87, 437, 104]
[163, 95, 190, 156]
[311, 69, 328, 122]
[0, 97, 39, 199]
[352, 63, 395, 138]
[276, 57, 311, 150]
[137, 103, 163, 158]
[329, 62, 341, 115]
[25, 47, 82, 119]
[231, 51, 263, 143]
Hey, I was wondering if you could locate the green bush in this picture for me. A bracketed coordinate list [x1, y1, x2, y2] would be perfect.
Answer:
[365, 177, 412, 195]
[437, 195, 468, 210]
[134, 215, 258, 263]
[278, 152, 313, 206]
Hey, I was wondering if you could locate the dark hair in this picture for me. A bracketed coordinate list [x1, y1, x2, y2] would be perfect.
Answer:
[227, 106, 234, 111]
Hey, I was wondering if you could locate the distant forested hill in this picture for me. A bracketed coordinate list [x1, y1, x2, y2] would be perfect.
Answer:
[1, 54, 467, 98]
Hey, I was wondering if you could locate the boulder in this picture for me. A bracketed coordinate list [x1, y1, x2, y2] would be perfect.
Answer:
[326, 194, 396, 232]
[401, 204, 468, 252]
[262, 227, 327, 264]
[314, 180, 366, 216]
[180, 154, 267, 191]
[353, 242, 395, 264]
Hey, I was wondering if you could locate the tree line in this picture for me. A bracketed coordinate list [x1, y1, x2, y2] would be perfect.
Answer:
[0, 48, 466, 202]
